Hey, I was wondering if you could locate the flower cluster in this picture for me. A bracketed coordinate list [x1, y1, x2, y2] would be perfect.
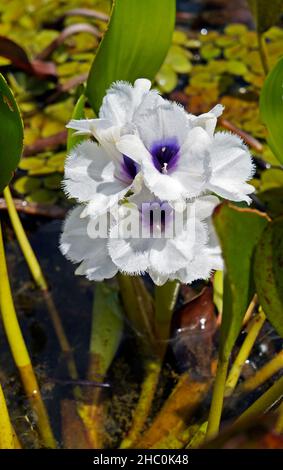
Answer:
[60, 79, 255, 285]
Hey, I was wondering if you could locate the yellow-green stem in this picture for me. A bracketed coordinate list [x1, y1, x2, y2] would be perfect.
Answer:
[225, 308, 266, 397]
[120, 359, 161, 448]
[235, 376, 283, 427]
[257, 31, 269, 76]
[240, 350, 283, 393]
[0, 384, 16, 448]
[0, 219, 56, 448]
[206, 358, 229, 440]
[3, 186, 79, 385]
[275, 401, 283, 434]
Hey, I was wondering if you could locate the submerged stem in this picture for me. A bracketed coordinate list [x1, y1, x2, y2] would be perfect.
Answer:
[240, 350, 283, 393]
[206, 358, 229, 441]
[225, 308, 266, 397]
[0, 219, 56, 448]
[3, 186, 79, 386]
[235, 376, 283, 427]
[120, 359, 162, 448]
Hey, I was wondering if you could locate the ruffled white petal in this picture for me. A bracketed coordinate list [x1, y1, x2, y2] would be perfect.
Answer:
[60, 206, 118, 281]
[207, 132, 255, 203]
[63, 140, 129, 215]
[99, 79, 153, 126]
[134, 100, 190, 150]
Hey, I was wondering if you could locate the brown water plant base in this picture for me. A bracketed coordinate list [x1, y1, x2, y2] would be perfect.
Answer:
[120, 359, 162, 448]
[135, 372, 213, 449]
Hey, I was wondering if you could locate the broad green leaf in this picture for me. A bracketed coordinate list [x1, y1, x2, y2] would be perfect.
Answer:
[213, 204, 269, 360]
[260, 56, 283, 164]
[86, 0, 176, 113]
[67, 94, 86, 153]
[254, 217, 283, 337]
[89, 283, 124, 378]
[0, 74, 23, 192]
[248, 0, 283, 33]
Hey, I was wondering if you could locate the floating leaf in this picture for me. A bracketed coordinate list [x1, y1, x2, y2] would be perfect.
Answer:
[86, 0, 176, 113]
[13, 176, 41, 194]
[213, 204, 269, 360]
[156, 63, 178, 93]
[200, 43, 221, 60]
[260, 56, 283, 164]
[254, 218, 283, 337]
[43, 174, 62, 190]
[26, 188, 58, 204]
[248, 0, 283, 33]
[0, 73, 23, 192]
[18, 157, 45, 171]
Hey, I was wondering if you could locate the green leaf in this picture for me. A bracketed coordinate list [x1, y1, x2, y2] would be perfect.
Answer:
[86, 0, 176, 113]
[254, 217, 283, 337]
[0, 74, 23, 192]
[248, 0, 283, 33]
[67, 94, 86, 153]
[89, 283, 124, 378]
[260, 56, 283, 164]
[213, 204, 269, 360]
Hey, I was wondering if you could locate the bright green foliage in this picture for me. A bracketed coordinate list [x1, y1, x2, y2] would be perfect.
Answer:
[254, 218, 283, 337]
[260, 56, 283, 164]
[86, 0, 176, 113]
[0, 73, 23, 191]
[248, 0, 283, 33]
[213, 204, 269, 360]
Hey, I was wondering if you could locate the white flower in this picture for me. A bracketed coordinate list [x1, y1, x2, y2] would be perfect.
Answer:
[108, 185, 221, 283]
[60, 206, 118, 281]
[116, 96, 255, 204]
[60, 77, 256, 286]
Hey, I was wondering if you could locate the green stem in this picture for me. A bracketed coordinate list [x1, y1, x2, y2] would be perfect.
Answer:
[206, 358, 229, 440]
[155, 280, 180, 358]
[0, 219, 56, 448]
[240, 350, 283, 393]
[3, 186, 79, 385]
[257, 31, 269, 76]
[235, 376, 283, 427]
[120, 359, 162, 448]
[225, 308, 266, 397]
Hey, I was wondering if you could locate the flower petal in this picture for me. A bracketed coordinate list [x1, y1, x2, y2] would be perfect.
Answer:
[99, 79, 152, 125]
[63, 140, 128, 215]
[60, 205, 118, 281]
[207, 132, 255, 203]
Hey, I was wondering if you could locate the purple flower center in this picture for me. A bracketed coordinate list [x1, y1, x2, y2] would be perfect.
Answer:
[141, 201, 173, 237]
[122, 155, 138, 181]
[150, 138, 180, 174]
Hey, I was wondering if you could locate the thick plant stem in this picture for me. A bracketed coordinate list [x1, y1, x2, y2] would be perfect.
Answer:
[206, 358, 229, 441]
[0, 384, 18, 449]
[0, 220, 56, 448]
[120, 359, 162, 448]
[240, 350, 283, 393]
[257, 31, 269, 76]
[3, 186, 79, 385]
[275, 401, 283, 434]
[235, 376, 283, 427]
[225, 308, 266, 397]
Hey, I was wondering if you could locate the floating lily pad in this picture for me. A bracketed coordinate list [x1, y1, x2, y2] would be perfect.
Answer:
[43, 173, 62, 190]
[26, 188, 58, 204]
[13, 175, 41, 194]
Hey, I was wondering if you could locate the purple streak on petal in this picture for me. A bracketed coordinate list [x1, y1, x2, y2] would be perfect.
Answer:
[121, 155, 138, 181]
